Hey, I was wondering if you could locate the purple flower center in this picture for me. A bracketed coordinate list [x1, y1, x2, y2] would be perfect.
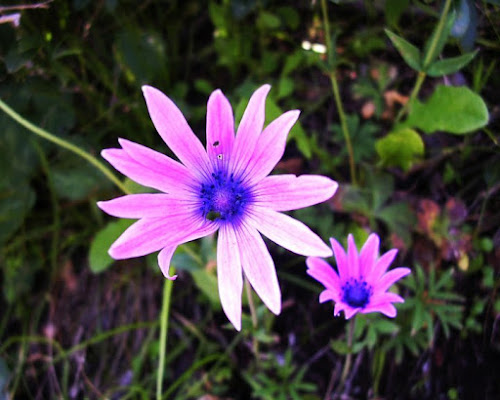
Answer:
[199, 170, 252, 223]
[342, 279, 371, 308]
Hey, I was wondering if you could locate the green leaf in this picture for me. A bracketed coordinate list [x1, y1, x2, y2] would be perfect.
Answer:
[422, 10, 455, 68]
[330, 339, 349, 355]
[426, 50, 478, 77]
[384, 29, 422, 71]
[194, 79, 214, 95]
[3, 254, 41, 304]
[277, 76, 295, 100]
[404, 85, 489, 134]
[52, 164, 106, 201]
[384, 0, 410, 27]
[375, 128, 424, 171]
[190, 269, 221, 309]
[257, 11, 281, 30]
[367, 171, 394, 211]
[0, 183, 35, 244]
[277, 6, 300, 30]
[374, 319, 400, 334]
[376, 202, 415, 246]
[115, 28, 167, 84]
[89, 219, 134, 273]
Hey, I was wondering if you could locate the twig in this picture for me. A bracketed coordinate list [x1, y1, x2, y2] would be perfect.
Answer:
[0, 0, 53, 13]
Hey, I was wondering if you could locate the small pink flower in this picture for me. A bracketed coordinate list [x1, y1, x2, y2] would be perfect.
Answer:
[98, 85, 338, 330]
[306, 233, 410, 319]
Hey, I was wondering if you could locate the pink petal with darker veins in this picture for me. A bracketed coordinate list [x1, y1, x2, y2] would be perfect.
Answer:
[101, 148, 193, 194]
[118, 138, 196, 193]
[235, 222, 281, 315]
[254, 175, 338, 212]
[142, 85, 210, 178]
[206, 89, 235, 172]
[217, 224, 243, 331]
[109, 213, 216, 259]
[247, 206, 332, 257]
[242, 110, 300, 184]
[109, 217, 176, 259]
[230, 85, 270, 176]
[97, 194, 196, 219]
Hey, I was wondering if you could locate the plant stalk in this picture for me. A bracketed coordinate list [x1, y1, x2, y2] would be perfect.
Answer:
[0, 98, 131, 195]
[245, 277, 260, 359]
[320, 0, 356, 185]
[395, 0, 453, 122]
[157, 271, 175, 400]
[339, 317, 356, 391]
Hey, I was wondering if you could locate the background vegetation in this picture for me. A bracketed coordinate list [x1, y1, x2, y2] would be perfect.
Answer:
[0, 0, 499, 398]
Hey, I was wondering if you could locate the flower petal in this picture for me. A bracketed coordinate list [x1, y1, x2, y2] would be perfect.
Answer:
[242, 110, 300, 184]
[347, 234, 360, 278]
[235, 222, 281, 315]
[230, 85, 271, 176]
[118, 138, 195, 194]
[319, 289, 339, 303]
[374, 267, 411, 292]
[359, 233, 380, 278]
[102, 148, 184, 193]
[362, 302, 397, 318]
[367, 249, 398, 281]
[334, 303, 345, 317]
[158, 246, 178, 280]
[254, 174, 338, 212]
[109, 213, 217, 259]
[344, 307, 359, 319]
[330, 237, 349, 280]
[217, 224, 243, 331]
[142, 85, 210, 177]
[98, 194, 196, 219]
[247, 206, 332, 257]
[206, 89, 235, 172]
[109, 217, 173, 259]
[370, 291, 405, 305]
[306, 257, 341, 293]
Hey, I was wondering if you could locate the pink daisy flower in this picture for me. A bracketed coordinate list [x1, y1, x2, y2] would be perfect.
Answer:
[306, 233, 411, 319]
[98, 84, 338, 330]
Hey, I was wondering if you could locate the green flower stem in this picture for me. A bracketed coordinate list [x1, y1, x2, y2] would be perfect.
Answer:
[32, 141, 60, 282]
[395, 70, 426, 122]
[245, 277, 260, 359]
[396, 0, 453, 122]
[0, 98, 131, 195]
[339, 317, 356, 391]
[422, 0, 453, 69]
[157, 271, 175, 400]
[320, 0, 356, 185]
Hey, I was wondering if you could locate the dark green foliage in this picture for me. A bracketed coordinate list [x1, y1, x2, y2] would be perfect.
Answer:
[1, 0, 499, 398]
